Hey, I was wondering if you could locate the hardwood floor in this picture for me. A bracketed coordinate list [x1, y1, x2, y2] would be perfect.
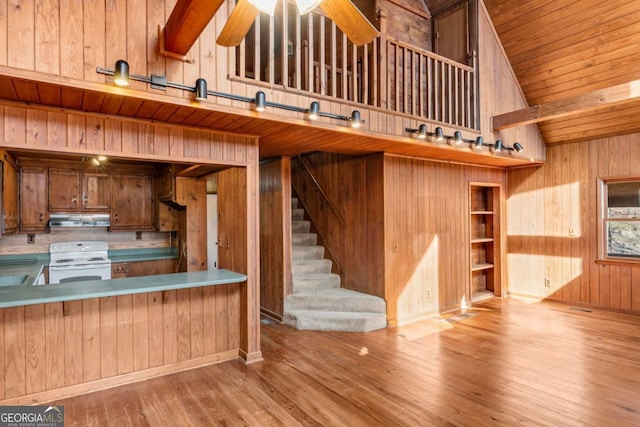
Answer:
[52, 297, 640, 426]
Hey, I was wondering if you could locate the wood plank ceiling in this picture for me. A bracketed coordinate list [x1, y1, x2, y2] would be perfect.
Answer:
[484, 0, 640, 145]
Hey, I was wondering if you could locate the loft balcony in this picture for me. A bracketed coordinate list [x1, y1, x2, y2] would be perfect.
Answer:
[0, 0, 544, 168]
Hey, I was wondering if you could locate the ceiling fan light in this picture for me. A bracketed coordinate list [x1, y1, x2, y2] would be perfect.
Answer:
[295, 0, 323, 15]
[247, 0, 278, 15]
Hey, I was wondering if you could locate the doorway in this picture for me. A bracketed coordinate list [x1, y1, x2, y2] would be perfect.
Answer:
[434, 4, 469, 65]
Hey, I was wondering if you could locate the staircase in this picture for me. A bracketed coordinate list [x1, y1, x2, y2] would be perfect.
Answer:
[284, 198, 387, 332]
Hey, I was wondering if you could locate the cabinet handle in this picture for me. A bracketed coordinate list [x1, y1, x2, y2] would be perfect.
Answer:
[71, 196, 77, 204]
[114, 215, 119, 222]
[39, 213, 44, 222]
[84, 196, 88, 204]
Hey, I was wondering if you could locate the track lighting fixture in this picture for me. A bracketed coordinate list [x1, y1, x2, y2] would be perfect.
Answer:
[195, 78, 208, 101]
[254, 91, 266, 112]
[449, 130, 463, 145]
[98, 61, 364, 129]
[405, 124, 524, 155]
[308, 101, 320, 120]
[474, 136, 483, 150]
[350, 110, 362, 128]
[113, 60, 129, 87]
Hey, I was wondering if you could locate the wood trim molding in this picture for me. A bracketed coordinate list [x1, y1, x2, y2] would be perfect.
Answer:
[239, 349, 264, 364]
[0, 350, 239, 406]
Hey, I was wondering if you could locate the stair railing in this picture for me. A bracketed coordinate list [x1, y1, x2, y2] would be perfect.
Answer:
[293, 155, 344, 276]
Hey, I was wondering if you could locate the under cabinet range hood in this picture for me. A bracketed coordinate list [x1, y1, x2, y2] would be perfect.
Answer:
[49, 213, 110, 228]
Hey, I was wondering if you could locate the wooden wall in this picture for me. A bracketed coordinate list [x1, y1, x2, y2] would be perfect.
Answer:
[0, 286, 239, 404]
[384, 154, 505, 325]
[376, 0, 431, 48]
[507, 134, 640, 314]
[291, 153, 385, 298]
[476, 1, 545, 161]
[259, 158, 292, 320]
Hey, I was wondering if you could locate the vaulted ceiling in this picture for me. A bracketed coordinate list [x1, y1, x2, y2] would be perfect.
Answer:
[484, 0, 640, 145]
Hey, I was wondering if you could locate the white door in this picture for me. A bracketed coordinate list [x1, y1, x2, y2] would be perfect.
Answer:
[207, 194, 218, 269]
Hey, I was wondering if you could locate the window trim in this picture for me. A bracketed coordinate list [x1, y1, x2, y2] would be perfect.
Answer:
[597, 176, 640, 264]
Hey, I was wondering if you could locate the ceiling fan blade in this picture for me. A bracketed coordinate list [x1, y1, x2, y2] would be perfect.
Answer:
[319, 0, 379, 46]
[216, 0, 260, 47]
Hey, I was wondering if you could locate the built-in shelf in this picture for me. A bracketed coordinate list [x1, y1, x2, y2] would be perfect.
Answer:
[469, 183, 501, 301]
[471, 262, 494, 271]
[471, 238, 494, 243]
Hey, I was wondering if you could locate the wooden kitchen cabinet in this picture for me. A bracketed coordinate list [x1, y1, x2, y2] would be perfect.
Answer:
[111, 171, 154, 231]
[3, 157, 19, 234]
[82, 171, 110, 211]
[155, 165, 176, 202]
[48, 168, 80, 211]
[49, 168, 110, 212]
[20, 166, 49, 231]
[111, 262, 129, 279]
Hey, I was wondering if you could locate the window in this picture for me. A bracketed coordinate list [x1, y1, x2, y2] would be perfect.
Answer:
[599, 179, 640, 260]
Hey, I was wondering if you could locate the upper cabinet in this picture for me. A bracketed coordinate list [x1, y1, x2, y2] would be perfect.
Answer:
[49, 168, 110, 212]
[3, 157, 19, 234]
[49, 168, 80, 211]
[20, 166, 49, 232]
[82, 171, 110, 211]
[111, 171, 154, 231]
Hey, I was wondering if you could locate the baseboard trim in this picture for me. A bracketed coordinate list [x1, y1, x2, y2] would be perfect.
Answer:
[260, 307, 283, 322]
[240, 349, 264, 364]
[0, 349, 239, 406]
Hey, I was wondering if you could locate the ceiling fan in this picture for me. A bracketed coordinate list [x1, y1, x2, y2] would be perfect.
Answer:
[217, 0, 378, 47]
[163, 0, 378, 57]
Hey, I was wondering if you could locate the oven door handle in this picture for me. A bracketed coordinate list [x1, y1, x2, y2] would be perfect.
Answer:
[49, 263, 111, 271]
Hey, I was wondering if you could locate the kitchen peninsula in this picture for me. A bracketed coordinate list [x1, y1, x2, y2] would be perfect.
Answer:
[0, 106, 261, 405]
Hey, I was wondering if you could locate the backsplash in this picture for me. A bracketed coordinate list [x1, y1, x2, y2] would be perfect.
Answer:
[0, 229, 173, 255]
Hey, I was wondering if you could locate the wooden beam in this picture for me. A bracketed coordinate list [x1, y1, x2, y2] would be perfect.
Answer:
[163, 0, 225, 56]
[492, 79, 640, 130]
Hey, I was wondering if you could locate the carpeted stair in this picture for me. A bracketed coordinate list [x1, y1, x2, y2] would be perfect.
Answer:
[284, 198, 387, 332]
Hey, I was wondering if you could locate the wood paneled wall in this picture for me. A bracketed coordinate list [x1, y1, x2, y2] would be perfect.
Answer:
[384, 155, 505, 325]
[0, 286, 239, 404]
[259, 158, 292, 319]
[292, 153, 385, 298]
[0, 103, 256, 165]
[476, 1, 545, 161]
[217, 165, 261, 362]
[507, 134, 640, 314]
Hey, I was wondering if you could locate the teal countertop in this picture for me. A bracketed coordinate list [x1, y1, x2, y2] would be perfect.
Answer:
[0, 269, 247, 308]
[109, 247, 178, 263]
[0, 250, 242, 309]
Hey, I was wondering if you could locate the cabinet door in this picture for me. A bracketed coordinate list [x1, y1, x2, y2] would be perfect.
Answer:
[82, 171, 110, 211]
[20, 167, 49, 231]
[3, 161, 19, 233]
[49, 168, 81, 211]
[155, 165, 175, 202]
[111, 172, 154, 230]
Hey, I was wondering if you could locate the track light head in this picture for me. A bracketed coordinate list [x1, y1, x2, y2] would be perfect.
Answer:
[417, 124, 428, 139]
[113, 60, 130, 87]
[435, 127, 445, 142]
[450, 130, 463, 145]
[195, 78, 208, 101]
[308, 101, 320, 120]
[513, 142, 524, 153]
[254, 91, 266, 112]
[494, 140, 504, 152]
[350, 110, 362, 128]
[474, 136, 484, 150]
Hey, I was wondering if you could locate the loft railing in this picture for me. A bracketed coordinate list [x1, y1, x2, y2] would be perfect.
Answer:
[231, 3, 479, 130]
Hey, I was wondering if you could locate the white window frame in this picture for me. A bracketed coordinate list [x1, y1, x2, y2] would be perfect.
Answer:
[597, 176, 640, 262]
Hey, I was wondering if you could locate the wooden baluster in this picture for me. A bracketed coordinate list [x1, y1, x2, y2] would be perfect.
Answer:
[331, 22, 336, 97]
[319, 16, 326, 95]
[342, 32, 348, 100]
[378, 10, 387, 109]
[281, 0, 288, 87]
[295, 11, 301, 90]
[254, 14, 261, 81]
[363, 42, 369, 105]
[351, 42, 357, 102]
[472, 50, 478, 129]
[308, 15, 314, 92]
[269, 14, 275, 84]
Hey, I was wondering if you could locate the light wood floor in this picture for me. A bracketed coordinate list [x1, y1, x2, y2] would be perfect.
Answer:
[52, 298, 640, 426]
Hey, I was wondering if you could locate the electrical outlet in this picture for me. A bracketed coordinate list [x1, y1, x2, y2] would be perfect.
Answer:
[545, 277, 551, 287]
[426, 289, 432, 298]
[569, 227, 575, 237]
[27, 234, 35, 244]
[136, 231, 142, 240]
